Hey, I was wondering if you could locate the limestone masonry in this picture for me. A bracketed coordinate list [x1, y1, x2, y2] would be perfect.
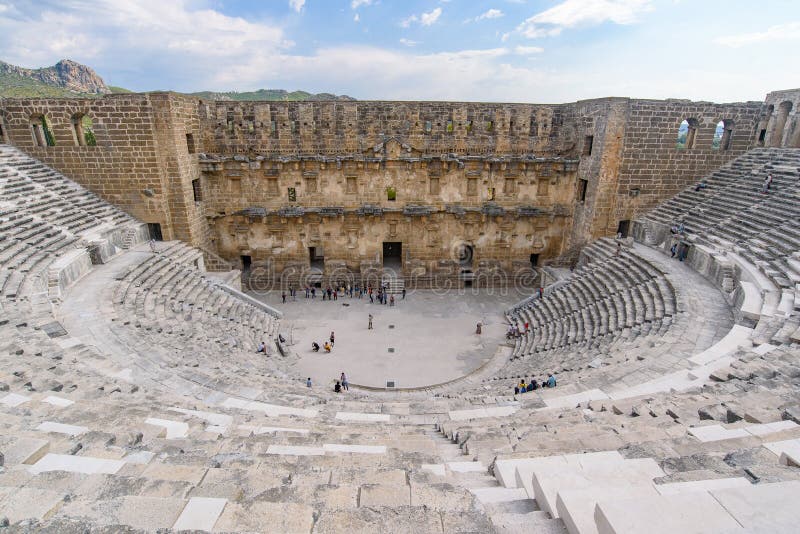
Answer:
[0, 89, 797, 287]
[2, 85, 800, 531]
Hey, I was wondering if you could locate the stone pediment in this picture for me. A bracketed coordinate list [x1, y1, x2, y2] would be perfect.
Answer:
[369, 137, 421, 160]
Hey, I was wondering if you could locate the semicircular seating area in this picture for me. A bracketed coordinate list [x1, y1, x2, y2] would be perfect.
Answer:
[636, 148, 800, 345]
[2, 144, 800, 533]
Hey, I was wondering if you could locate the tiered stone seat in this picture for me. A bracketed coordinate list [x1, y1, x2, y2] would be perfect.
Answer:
[501, 238, 683, 389]
[636, 148, 800, 348]
[2, 145, 800, 532]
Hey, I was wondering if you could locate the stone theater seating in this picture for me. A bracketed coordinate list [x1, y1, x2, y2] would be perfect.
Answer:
[1, 144, 800, 533]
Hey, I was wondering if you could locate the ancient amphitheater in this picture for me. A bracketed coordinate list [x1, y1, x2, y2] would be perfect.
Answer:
[0, 87, 799, 533]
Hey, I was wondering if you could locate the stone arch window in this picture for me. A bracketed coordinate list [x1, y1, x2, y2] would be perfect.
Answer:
[71, 114, 96, 146]
[712, 119, 734, 151]
[771, 101, 793, 147]
[676, 118, 698, 150]
[30, 114, 55, 147]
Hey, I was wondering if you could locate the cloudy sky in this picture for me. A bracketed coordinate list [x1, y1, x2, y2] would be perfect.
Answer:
[0, 0, 797, 102]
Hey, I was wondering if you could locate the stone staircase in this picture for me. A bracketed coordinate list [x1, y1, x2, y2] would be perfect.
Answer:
[381, 272, 405, 295]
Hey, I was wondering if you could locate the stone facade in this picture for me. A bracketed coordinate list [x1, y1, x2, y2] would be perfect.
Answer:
[0, 93, 208, 249]
[611, 98, 763, 231]
[0, 90, 784, 285]
[763, 88, 800, 148]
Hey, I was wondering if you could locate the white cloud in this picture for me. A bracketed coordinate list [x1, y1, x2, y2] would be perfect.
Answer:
[0, 0, 289, 79]
[405, 7, 442, 27]
[516, 0, 652, 38]
[514, 45, 544, 55]
[354, 13, 360, 22]
[476, 9, 503, 21]
[399, 38, 419, 47]
[714, 22, 800, 48]
[289, 0, 305, 13]
[0, 0, 790, 105]
[421, 7, 442, 26]
[351, 0, 373, 8]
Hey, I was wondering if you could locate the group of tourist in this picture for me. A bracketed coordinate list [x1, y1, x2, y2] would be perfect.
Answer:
[513, 373, 557, 394]
[305, 371, 350, 392]
[288, 283, 406, 303]
[333, 372, 349, 392]
[280, 284, 406, 304]
[311, 331, 336, 353]
[507, 322, 530, 339]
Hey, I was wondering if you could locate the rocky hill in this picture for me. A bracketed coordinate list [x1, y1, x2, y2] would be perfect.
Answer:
[0, 59, 110, 95]
[189, 89, 355, 101]
[0, 58, 352, 101]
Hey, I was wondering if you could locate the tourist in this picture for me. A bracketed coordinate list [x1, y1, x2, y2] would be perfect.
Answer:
[538, 287, 544, 299]
[305, 285, 310, 298]
[282, 291, 286, 304]
[762, 174, 772, 194]
[334, 381, 341, 393]
[256, 341, 265, 353]
[519, 379, 527, 392]
[390, 295, 395, 307]
[311, 287, 316, 299]
[330, 331, 335, 346]
[312, 341, 320, 352]
[333, 290, 338, 301]
[476, 322, 482, 335]
[670, 243, 677, 258]
[306, 377, 312, 388]
[324, 341, 331, 353]
[402, 288, 406, 299]
[524, 322, 529, 333]
[369, 291, 374, 304]
[546, 373, 557, 388]
[149, 239, 157, 253]
[341, 372, 349, 391]
[368, 314, 373, 330]
[526, 381, 534, 393]
[695, 181, 707, 192]
[615, 242, 622, 257]
[514, 385, 519, 395]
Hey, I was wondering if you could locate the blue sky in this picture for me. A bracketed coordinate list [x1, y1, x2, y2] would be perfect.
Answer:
[0, 0, 798, 102]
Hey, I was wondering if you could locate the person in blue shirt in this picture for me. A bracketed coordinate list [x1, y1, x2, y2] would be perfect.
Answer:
[546, 374, 557, 388]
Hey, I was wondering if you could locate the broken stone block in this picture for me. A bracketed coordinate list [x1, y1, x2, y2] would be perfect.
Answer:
[782, 404, 800, 425]
[698, 405, 727, 421]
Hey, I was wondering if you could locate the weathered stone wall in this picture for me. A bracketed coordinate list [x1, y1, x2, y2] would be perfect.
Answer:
[569, 98, 629, 249]
[199, 101, 578, 157]
[204, 154, 576, 281]
[0, 94, 168, 226]
[611, 98, 763, 228]
[764, 89, 800, 148]
[148, 93, 209, 247]
[1, 90, 792, 279]
[0, 93, 209, 246]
